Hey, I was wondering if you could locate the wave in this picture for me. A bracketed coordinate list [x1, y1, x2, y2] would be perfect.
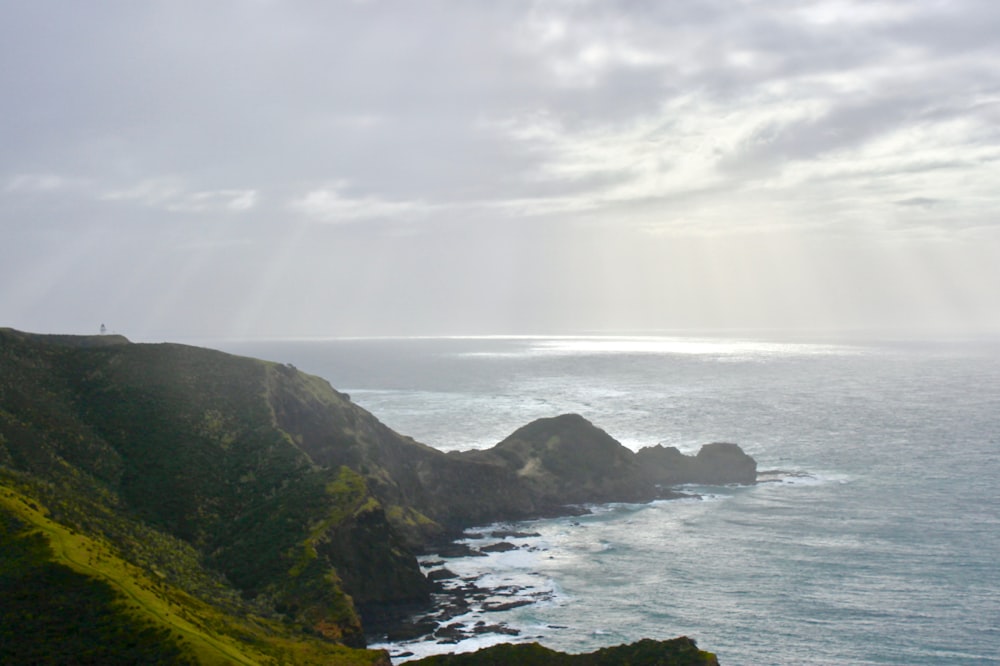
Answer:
[369, 630, 526, 663]
[756, 469, 851, 486]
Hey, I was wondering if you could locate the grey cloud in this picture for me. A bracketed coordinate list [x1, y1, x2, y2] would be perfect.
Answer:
[3, 0, 1000, 337]
[895, 197, 943, 208]
[722, 91, 930, 173]
[99, 180, 258, 214]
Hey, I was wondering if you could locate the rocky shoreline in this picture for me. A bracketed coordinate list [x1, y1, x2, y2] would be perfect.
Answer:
[369, 529, 551, 655]
[369, 500, 714, 660]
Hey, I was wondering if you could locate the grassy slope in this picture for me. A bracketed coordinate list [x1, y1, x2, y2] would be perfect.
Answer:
[0, 329, 400, 663]
[0, 482, 388, 666]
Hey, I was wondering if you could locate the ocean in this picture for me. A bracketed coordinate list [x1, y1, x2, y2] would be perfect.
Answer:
[210, 335, 1000, 665]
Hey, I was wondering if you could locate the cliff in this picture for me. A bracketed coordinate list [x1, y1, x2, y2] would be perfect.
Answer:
[0, 328, 425, 655]
[0, 328, 753, 663]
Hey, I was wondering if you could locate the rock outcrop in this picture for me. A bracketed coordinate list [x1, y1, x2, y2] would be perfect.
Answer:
[435, 414, 756, 529]
[408, 636, 719, 665]
[636, 441, 758, 486]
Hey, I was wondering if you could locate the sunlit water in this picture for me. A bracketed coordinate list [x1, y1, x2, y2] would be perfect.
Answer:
[212, 336, 1000, 665]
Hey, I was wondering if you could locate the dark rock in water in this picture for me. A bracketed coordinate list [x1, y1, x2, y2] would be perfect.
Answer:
[693, 442, 758, 484]
[385, 620, 440, 642]
[431, 619, 523, 642]
[435, 543, 487, 558]
[427, 568, 460, 582]
[435, 622, 468, 639]
[480, 541, 519, 553]
[490, 529, 542, 539]
[473, 623, 520, 636]
[436, 597, 471, 619]
[483, 599, 534, 612]
[756, 469, 813, 484]
[636, 441, 757, 485]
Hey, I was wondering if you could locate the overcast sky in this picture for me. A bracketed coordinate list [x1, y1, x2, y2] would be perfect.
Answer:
[3, 1, 999, 340]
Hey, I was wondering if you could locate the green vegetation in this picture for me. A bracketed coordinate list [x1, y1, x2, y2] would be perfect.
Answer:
[0, 329, 404, 662]
[0, 482, 388, 665]
[0, 506, 191, 665]
[408, 638, 718, 665]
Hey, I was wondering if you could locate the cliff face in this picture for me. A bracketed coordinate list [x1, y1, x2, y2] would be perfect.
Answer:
[0, 328, 427, 649]
[0, 329, 753, 661]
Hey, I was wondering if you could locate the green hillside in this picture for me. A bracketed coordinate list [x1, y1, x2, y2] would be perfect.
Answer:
[0, 328, 747, 663]
[0, 481, 387, 665]
[0, 328, 416, 661]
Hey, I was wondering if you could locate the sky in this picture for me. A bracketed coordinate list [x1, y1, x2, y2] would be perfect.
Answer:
[2, 0, 999, 340]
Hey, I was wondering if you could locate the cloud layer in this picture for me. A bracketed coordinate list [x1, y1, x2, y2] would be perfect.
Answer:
[2, 1, 999, 338]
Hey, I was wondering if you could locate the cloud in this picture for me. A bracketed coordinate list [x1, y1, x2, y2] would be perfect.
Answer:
[895, 197, 943, 208]
[3, 0, 1000, 336]
[5, 173, 86, 194]
[168, 190, 258, 214]
[516, 3, 671, 89]
[100, 179, 257, 214]
[289, 181, 430, 223]
[100, 179, 181, 207]
[476, 1, 1000, 235]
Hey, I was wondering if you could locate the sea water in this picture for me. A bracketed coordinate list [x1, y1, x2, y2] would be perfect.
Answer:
[210, 335, 1000, 665]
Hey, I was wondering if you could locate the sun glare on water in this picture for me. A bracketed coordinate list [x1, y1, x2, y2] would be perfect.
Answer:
[528, 337, 850, 357]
